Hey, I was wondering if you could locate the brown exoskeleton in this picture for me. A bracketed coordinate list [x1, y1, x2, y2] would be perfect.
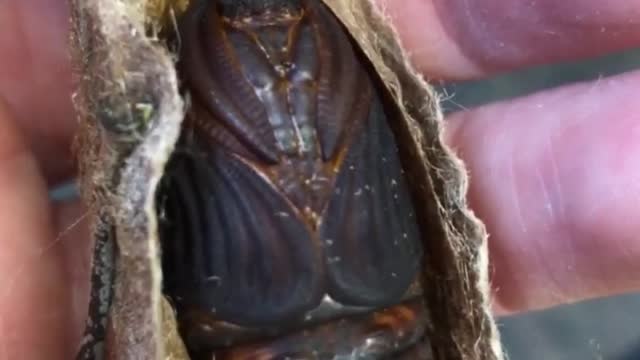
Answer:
[156, 0, 429, 358]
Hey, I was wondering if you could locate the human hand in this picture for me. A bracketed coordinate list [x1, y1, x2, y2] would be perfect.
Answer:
[1, 1, 639, 359]
[0, 1, 89, 360]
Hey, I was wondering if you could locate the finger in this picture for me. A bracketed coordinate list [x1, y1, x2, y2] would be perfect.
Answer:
[0, 100, 73, 359]
[375, 0, 640, 80]
[445, 70, 640, 315]
[0, 1, 75, 184]
[3, 1, 639, 183]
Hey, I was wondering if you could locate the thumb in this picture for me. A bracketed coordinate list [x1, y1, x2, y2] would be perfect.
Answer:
[0, 99, 73, 359]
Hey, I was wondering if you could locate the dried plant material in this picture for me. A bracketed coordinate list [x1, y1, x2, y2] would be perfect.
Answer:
[71, 0, 184, 358]
[70, 0, 503, 359]
[161, 297, 190, 360]
[146, 0, 189, 30]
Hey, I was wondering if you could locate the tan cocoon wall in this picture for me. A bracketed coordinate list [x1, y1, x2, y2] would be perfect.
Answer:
[69, 0, 504, 359]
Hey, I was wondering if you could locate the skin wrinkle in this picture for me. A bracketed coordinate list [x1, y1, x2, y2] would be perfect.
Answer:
[532, 130, 579, 308]
[507, 120, 572, 312]
[545, 122, 567, 223]
[534, 165, 554, 225]
[506, 148, 527, 234]
[542, 134, 583, 295]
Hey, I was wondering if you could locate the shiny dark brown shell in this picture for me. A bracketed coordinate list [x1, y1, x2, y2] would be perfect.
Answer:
[157, 0, 425, 357]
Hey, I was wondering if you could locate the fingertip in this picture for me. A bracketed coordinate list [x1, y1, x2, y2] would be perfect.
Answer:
[373, 0, 483, 80]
